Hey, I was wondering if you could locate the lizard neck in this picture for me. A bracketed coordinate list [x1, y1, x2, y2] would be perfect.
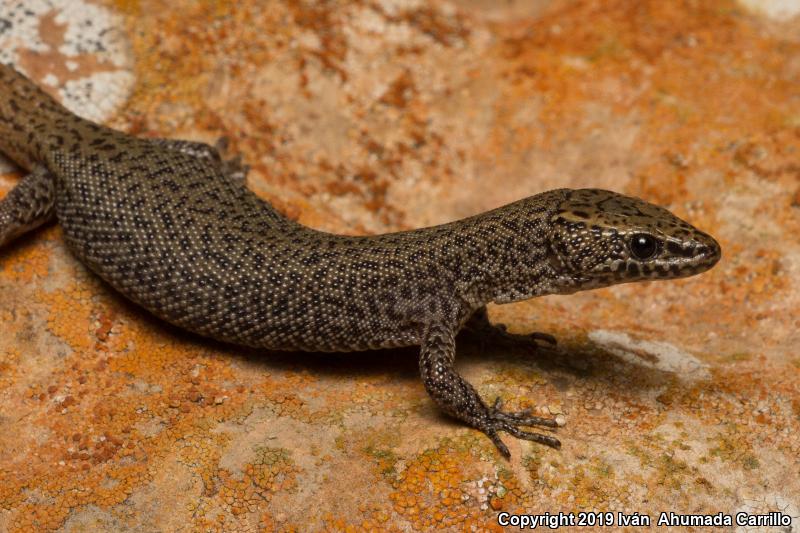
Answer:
[441, 189, 570, 309]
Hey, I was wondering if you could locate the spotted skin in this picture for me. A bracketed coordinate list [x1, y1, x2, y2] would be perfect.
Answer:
[0, 165, 55, 244]
[0, 64, 721, 457]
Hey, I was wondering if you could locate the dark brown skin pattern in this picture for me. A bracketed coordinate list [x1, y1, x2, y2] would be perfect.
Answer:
[0, 64, 721, 457]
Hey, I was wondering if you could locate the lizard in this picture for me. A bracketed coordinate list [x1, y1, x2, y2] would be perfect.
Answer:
[0, 63, 721, 457]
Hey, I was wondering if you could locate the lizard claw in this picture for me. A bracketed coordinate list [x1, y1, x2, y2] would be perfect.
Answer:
[214, 136, 230, 153]
[490, 397, 560, 428]
[528, 331, 558, 345]
[475, 322, 557, 352]
[464, 308, 557, 352]
[481, 397, 561, 457]
[214, 138, 250, 182]
[494, 327, 557, 347]
[486, 428, 511, 459]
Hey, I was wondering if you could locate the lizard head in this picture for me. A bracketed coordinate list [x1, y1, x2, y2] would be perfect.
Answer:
[546, 189, 721, 293]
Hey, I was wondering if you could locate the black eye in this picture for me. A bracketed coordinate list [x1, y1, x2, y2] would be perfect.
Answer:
[629, 233, 657, 259]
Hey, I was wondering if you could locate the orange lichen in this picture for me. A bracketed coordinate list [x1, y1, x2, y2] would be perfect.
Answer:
[186, 446, 302, 528]
[1, 0, 799, 530]
[386, 440, 502, 531]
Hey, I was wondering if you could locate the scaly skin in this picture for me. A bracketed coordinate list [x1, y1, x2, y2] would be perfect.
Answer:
[0, 64, 721, 457]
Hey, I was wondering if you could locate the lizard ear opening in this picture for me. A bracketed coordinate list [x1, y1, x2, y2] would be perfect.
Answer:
[546, 247, 565, 271]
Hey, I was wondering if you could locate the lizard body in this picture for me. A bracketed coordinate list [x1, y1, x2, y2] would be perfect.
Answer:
[0, 64, 721, 456]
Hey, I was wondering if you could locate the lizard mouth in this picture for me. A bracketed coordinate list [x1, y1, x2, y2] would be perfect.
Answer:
[685, 231, 722, 273]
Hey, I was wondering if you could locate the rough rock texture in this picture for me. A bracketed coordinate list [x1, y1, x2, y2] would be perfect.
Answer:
[1, 0, 799, 531]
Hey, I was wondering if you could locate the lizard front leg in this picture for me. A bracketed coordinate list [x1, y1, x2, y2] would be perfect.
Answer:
[419, 319, 561, 458]
[0, 165, 55, 247]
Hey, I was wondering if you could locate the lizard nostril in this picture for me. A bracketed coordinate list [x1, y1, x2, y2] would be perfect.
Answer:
[697, 242, 721, 267]
[692, 232, 721, 263]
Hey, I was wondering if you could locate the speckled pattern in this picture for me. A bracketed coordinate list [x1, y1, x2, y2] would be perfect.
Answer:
[0, 61, 719, 457]
[1, 0, 799, 531]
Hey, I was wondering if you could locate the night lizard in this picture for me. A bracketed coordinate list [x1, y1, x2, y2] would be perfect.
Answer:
[0, 64, 721, 457]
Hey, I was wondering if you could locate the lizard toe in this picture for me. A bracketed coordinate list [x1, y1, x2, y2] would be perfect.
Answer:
[484, 427, 511, 458]
[480, 397, 561, 457]
[489, 397, 559, 427]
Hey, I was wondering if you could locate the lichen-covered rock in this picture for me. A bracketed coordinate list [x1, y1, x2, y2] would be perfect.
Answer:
[1, 0, 798, 531]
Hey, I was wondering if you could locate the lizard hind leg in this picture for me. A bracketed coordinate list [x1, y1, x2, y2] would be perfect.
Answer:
[0, 165, 56, 248]
[419, 320, 561, 459]
[150, 137, 250, 182]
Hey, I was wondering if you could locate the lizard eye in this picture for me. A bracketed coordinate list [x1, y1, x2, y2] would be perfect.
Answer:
[629, 233, 657, 259]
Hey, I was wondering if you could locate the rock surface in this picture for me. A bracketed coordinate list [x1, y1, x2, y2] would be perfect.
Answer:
[1, 0, 798, 531]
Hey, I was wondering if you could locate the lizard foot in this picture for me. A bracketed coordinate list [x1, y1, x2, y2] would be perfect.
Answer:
[485, 323, 557, 348]
[420, 319, 561, 460]
[482, 398, 561, 458]
[214, 137, 250, 182]
[464, 307, 556, 352]
[470, 321, 558, 355]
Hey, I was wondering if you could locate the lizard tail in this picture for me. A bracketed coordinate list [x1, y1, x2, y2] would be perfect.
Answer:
[0, 63, 73, 170]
